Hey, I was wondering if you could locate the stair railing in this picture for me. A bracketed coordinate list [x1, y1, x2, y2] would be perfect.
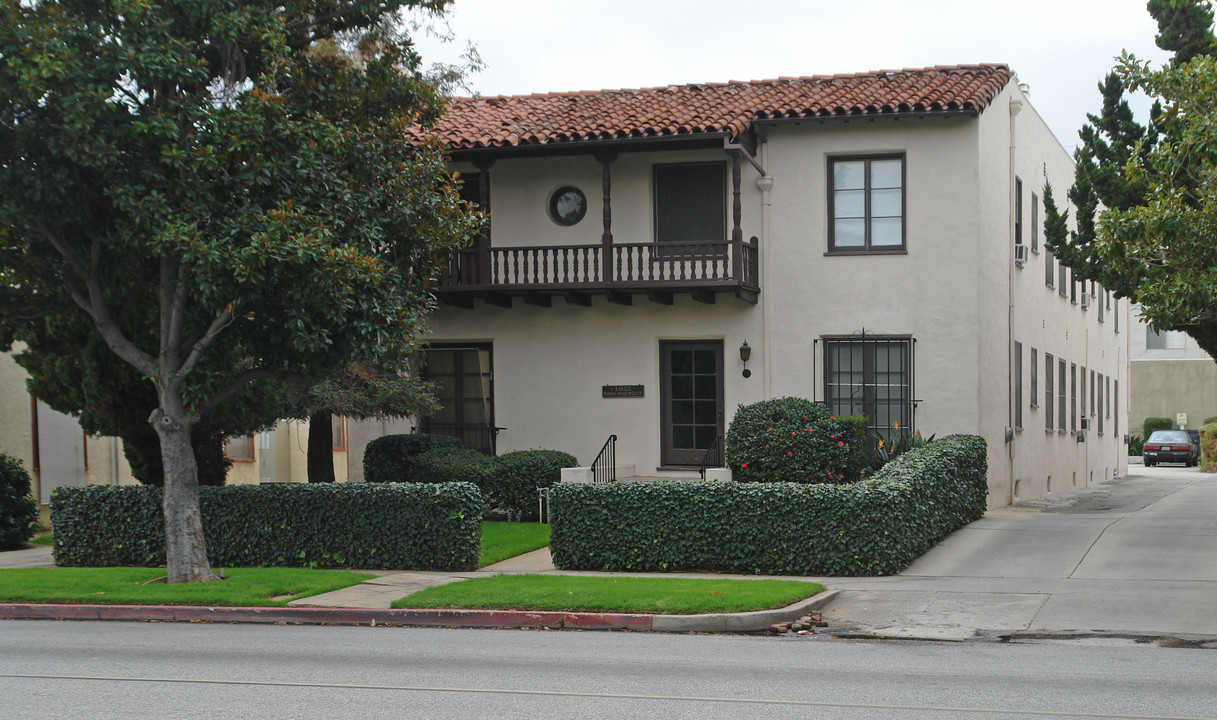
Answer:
[591, 434, 617, 483]
[698, 435, 724, 479]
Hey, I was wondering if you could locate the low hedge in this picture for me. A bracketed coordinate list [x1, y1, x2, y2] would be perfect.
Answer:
[1143, 417, 1173, 438]
[50, 482, 482, 570]
[549, 434, 987, 577]
[490, 449, 578, 521]
[363, 433, 460, 483]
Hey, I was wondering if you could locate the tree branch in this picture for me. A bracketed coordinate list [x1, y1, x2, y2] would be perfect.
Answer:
[37, 223, 156, 376]
[178, 301, 237, 377]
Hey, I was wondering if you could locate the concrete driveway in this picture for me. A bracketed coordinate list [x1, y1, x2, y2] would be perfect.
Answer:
[819, 464, 1217, 640]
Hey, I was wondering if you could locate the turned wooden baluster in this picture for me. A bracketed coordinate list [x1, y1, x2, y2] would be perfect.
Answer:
[596, 153, 616, 284]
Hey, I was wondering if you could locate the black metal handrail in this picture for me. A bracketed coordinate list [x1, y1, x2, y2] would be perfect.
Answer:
[698, 435, 724, 479]
[591, 434, 616, 483]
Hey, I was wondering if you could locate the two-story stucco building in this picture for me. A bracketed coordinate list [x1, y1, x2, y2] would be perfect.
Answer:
[4, 64, 1131, 511]
[346, 64, 1129, 508]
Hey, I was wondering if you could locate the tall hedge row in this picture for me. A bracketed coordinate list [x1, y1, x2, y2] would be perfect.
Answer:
[549, 434, 987, 577]
[50, 482, 482, 570]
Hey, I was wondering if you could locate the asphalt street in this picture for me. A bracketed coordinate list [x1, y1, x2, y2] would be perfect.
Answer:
[2, 620, 1216, 720]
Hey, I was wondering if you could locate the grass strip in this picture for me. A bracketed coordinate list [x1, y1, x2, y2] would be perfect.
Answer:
[0, 567, 376, 607]
[479, 521, 550, 567]
[392, 575, 824, 614]
[29, 534, 53, 547]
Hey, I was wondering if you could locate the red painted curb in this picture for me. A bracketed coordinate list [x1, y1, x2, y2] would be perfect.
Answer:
[0, 603, 653, 631]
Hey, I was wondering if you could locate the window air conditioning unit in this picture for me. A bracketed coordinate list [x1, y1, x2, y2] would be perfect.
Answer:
[1014, 244, 1029, 267]
[1081, 292, 1091, 309]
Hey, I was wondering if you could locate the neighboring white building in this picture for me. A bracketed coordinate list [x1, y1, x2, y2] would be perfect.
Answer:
[367, 63, 1129, 507]
[1128, 306, 1217, 437]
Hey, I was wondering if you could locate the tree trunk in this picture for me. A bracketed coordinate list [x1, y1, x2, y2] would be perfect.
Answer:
[151, 407, 219, 583]
[307, 412, 336, 483]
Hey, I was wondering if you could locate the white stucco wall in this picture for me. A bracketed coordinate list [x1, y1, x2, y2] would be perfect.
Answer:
[379, 79, 1130, 508]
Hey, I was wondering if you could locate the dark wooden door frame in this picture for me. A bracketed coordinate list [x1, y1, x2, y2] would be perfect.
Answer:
[659, 340, 724, 467]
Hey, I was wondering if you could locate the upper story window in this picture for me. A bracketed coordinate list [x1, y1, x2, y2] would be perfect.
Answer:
[828, 155, 905, 253]
[654, 162, 726, 248]
[1031, 192, 1039, 252]
[1014, 176, 1023, 247]
[1147, 326, 1187, 350]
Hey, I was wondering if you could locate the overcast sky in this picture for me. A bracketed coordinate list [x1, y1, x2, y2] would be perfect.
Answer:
[413, 0, 1174, 153]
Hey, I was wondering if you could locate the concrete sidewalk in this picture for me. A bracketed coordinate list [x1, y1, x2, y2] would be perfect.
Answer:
[814, 465, 1217, 641]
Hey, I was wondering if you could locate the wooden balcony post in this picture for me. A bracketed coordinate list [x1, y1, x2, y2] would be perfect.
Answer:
[595, 152, 617, 284]
[474, 158, 494, 284]
[731, 153, 743, 281]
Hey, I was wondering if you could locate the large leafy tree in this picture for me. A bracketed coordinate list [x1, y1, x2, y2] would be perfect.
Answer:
[0, 0, 480, 582]
[1046, 0, 1217, 357]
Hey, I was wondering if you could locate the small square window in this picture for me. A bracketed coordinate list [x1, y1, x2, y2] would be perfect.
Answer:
[828, 155, 906, 253]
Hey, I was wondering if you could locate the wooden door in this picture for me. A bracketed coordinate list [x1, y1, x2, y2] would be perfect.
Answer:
[660, 341, 724, 467]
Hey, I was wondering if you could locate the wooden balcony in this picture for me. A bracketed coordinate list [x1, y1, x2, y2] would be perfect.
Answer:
[435, 237, 760, 307]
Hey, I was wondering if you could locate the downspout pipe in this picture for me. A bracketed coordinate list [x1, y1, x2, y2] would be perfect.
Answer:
[756, 142, 774, 400]
[1007, 92, 1023, 506]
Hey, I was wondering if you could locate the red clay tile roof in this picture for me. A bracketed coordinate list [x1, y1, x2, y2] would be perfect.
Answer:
[418, 64, 1013, 151]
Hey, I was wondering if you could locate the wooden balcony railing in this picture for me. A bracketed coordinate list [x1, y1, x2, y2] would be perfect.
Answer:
[435, 236, 759, 306]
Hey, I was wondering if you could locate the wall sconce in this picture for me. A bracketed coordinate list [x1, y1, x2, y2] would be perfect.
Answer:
[739, 340, 752, 378]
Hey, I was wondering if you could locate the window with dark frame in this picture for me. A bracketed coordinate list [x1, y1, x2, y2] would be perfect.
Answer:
[1090, 369, 1096, 416]
[1070, 363, 1077, 433]
[1058, 358, 1067, 431]
[1045, 352, 1054, 431]
[422, 344, 496, 455]
[1014, 341, 1023, 430]
[1059, 262, 1068, 296]
[824, 337, 912, 442]
[1031, 191, 1039, 252]
[1080, 366, 1087, 427]
[1114, 380, 1119, 435]
[1045, 249, 1055, 288]
[1015, 176, 1023, 247]
[1030, 347, 1038, 408]
[1098, 372, 1105, 434]
[654, 162, 726, 252]
[829, 155, 905, 253]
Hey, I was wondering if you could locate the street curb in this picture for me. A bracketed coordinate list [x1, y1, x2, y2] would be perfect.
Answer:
[0, 590, 836, 633]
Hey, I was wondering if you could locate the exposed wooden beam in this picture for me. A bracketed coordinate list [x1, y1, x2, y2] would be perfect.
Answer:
[524, 293, 552, 308]
[646, 289, 674, 306]
[606, 290, 633, 306]
[485, 294, 513, 309]
[440, 294, 474, 309]
[691, 289, 716, 305]
[736, 287, 759, 304]
[563, 292, 592, 307]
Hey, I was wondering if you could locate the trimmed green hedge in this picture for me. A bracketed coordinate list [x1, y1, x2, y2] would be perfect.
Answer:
[550, 434, 987, 577]
[490, 449, 578, 521]
[363, 433, 460, 483]
[1143, 417, 1173, 438]
[50, 482, 482, 570]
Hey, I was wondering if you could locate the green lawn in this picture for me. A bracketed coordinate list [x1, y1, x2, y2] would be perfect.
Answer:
[392, 575, 824, 614]
[480, 521, 549, 567]
[0, 567, 376, 606]
[29, 534, 53, 547]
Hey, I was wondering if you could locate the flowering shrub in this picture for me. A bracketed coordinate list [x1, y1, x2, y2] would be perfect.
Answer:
[867, 424, 935, 474]
[725, 397, 855, 484]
